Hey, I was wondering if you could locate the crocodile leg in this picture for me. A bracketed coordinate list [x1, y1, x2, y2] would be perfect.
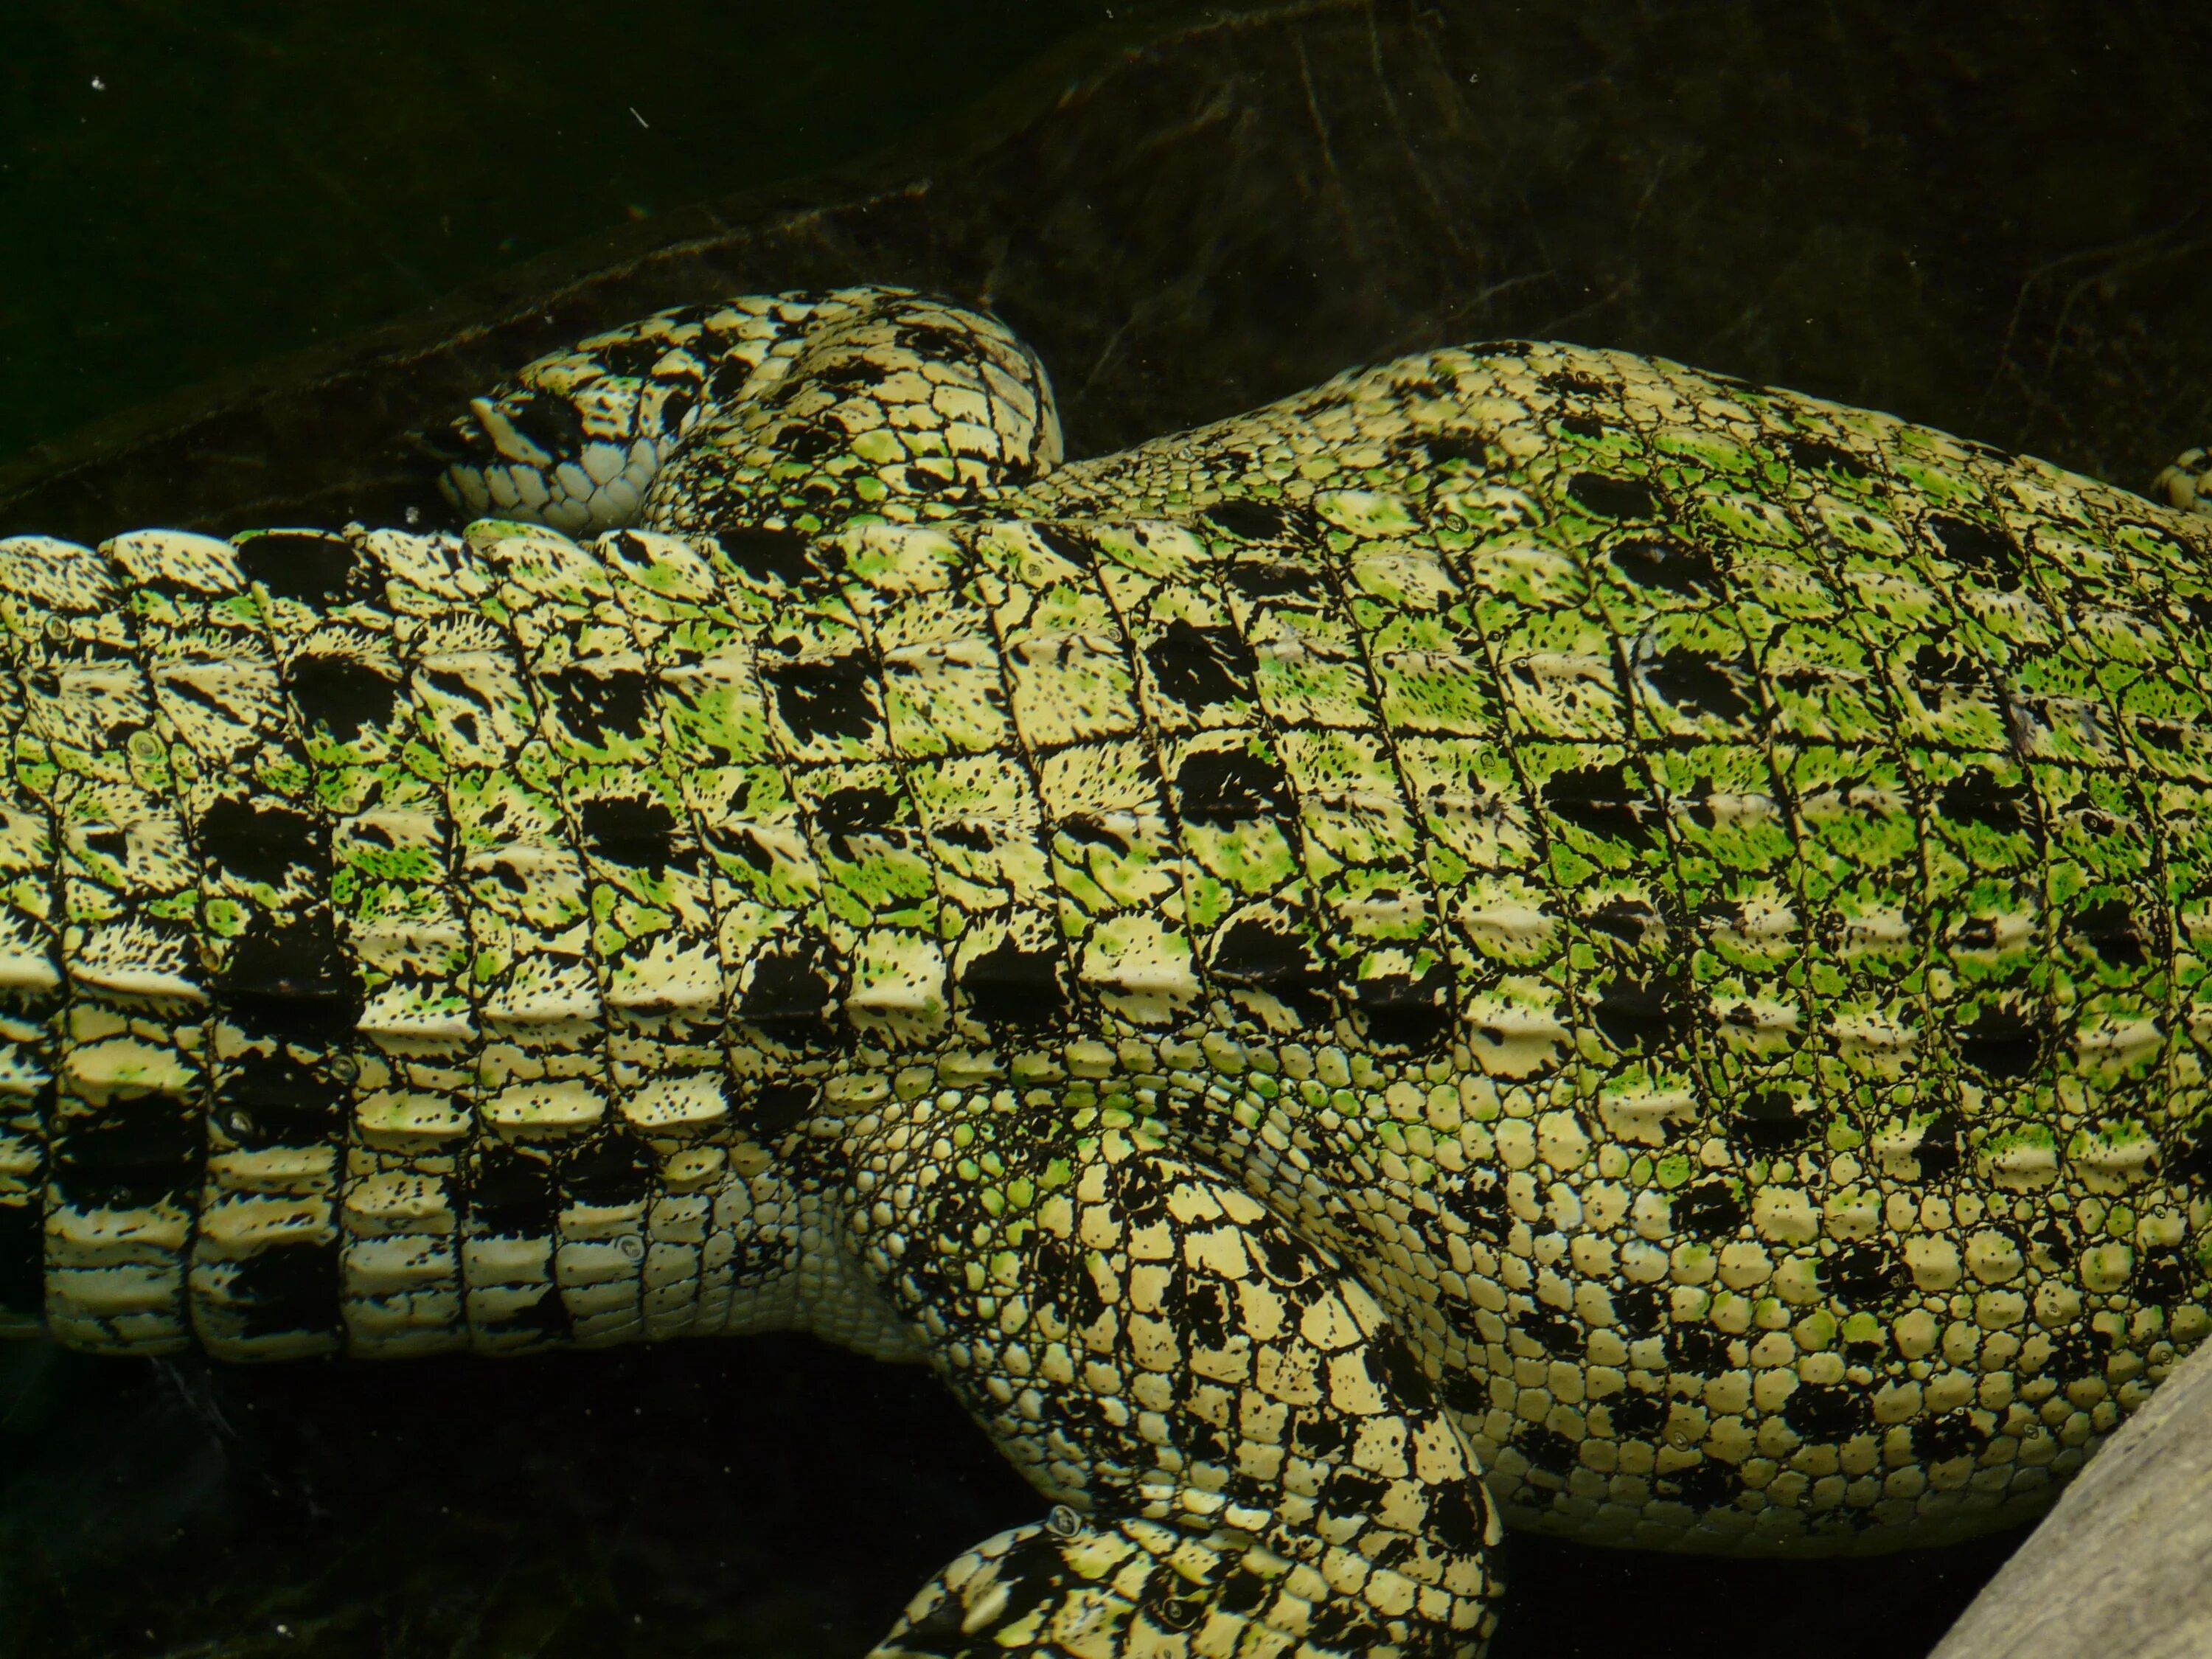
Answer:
[432, 287, 1064, 540]
[846, 1093, 1502, 1659]
[2153, 446, 2212, 518]
[431, 289, 844, 533]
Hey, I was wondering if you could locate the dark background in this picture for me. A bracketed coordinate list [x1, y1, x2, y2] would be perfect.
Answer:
[0, 0, 1125, 464]
[2, 1, 2205, 1654]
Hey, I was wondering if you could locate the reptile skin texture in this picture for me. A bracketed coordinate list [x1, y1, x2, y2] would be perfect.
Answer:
[6, 285, 2212, 1658]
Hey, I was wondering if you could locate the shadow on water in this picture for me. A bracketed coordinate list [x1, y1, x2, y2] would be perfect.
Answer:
[1, 1339, 2022, 1659]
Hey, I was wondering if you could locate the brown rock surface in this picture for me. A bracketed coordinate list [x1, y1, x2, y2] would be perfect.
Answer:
[1933, 1338, 2212, 1659]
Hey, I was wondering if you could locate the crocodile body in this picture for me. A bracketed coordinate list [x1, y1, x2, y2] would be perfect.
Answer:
[7, 285, 2212, 1657]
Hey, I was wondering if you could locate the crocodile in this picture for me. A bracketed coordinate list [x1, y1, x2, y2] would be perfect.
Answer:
[4, 283, 2212, 1658]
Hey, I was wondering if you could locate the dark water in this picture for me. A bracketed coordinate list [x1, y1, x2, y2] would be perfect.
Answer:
[1, 1, 2203, 1655]
[0, 0, 1114, 466]
[0, 1335, 2020, 1659]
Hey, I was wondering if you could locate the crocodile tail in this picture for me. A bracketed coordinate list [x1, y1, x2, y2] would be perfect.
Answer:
[0, 289, 1069, 1360]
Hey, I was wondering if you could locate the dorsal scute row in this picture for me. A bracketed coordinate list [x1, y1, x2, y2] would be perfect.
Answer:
[0, 519, 854, 1357]
[1002, 338, 2212, 1189]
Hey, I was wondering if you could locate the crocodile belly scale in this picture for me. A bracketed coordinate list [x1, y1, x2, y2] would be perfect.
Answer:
[6, 285, 2212, 1657]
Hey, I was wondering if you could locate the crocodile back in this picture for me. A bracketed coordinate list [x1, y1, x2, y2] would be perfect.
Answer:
[7, 326, 2212, 1557]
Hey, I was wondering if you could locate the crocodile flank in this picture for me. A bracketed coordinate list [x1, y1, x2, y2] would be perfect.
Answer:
[5, 285, 2211, 1658]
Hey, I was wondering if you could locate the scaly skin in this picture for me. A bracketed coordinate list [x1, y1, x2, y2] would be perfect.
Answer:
[6, 285, 2212, 1657]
